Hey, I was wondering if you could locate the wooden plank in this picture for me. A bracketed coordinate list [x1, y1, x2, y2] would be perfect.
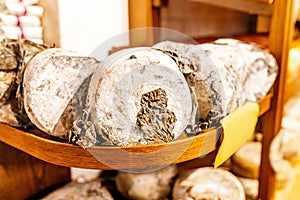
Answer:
[189, 0, 273, 16]
[258, 0, 294, 199]
[256, 15, 271, 33]
[0, 141, 70, 199]
[38, 0, 60, 46]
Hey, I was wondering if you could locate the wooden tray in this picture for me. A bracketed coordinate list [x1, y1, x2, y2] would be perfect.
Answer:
[0, 94, 271, 170]
[0, 123, 222, 170]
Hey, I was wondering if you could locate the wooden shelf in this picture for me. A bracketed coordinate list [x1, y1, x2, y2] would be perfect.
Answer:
[0, 95, 271, 170]
[189, 0, 273, 16]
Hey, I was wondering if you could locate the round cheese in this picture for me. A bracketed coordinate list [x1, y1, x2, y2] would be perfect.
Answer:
[88, 47, 192, 146]
[231, 142, 262, 179]
[173, 167, 245, 200]
[23, 48, 99, 138]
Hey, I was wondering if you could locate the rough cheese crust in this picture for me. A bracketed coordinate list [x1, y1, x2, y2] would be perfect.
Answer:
[173, 167, 245, 200]
[231, 141, 262, 179]
[116, 165, 178, 200]
[42, 179, 113, 200]
[0, 71, 15, 102]
[89, 47, 192, 146]
[214, 38, 278, 102]
[0, 38, 48, 126]
[153, 39, 278, 121]
[23, 48, 99, 137]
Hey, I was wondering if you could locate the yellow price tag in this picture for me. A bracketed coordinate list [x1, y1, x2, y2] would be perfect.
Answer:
[214, 102, 259, 168]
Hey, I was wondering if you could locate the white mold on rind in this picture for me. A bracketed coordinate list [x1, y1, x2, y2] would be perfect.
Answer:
[88, 47, 192, 146]
[23, 48, 99, 137]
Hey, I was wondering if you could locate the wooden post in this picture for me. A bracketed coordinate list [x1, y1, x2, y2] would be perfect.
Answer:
[128, 0, 154, 46]
[258, 0, 294, 199]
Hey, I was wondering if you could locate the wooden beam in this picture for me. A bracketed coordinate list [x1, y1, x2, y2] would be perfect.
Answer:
[189, 0, 273, 16]
[128, 0, 154, 46]
[258, 0, 294, 199]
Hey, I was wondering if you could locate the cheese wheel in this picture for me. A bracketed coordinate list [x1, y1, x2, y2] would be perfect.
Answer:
[238, 177, 258, 200]
[0, 71, 15, 103]
[42, 179, 113, 200]
[0, 38, 47, 126]
[284, 96, 300, 119]
[231, 142, 261, 179]
[282, 115, 300, 131]
[88, 47, 192, 146]
[270, 129, 300, 188]
[0, 39, 19, 125]
[23, 48, 99, 138]
[173, 167, 245, 200]
[116, 165, 178, 200]
[153, 39, 278, 122]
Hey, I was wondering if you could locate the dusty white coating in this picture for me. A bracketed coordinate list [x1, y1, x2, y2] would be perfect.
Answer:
[42, 179, 113, 200]
[116, 165, 178, 200]
[23, 48, 98, 136]
[89, 47, 192, 145]
[153, 39, 278, 120]
[214, 38, 278, 102]
[173, 167, 245, 200]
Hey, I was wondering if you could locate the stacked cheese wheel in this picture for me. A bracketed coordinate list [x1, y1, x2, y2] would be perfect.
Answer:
[0, 38, 278, 148]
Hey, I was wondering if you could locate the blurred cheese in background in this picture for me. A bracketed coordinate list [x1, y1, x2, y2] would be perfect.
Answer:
[272, 38, 300, 200]
[39, 0, 129, 55]
[288, 45, 300, 80]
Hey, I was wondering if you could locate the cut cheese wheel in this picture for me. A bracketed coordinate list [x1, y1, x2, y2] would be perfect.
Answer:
[23, 48, 99, 137]
[88, 47, 192, 146]
[173, 167, 245, 200]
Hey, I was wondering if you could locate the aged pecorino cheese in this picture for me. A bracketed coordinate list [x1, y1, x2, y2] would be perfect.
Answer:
[214, 38, 278, 102]
[0, 71, 15, 104]
[231, 141, 262, 179]
[173, 167, 245, 200]
[0, 38, 48, 126]
[153, 39, 278, 125]
[238, 177, 259, 200]
[42, 179, 113, 200]
[23, 48, 100, 144]
[270, 128, 300, 188]
[0, 39, 22, 126]
[88, 47, 192, 146]
[116, 165, 178, 200]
